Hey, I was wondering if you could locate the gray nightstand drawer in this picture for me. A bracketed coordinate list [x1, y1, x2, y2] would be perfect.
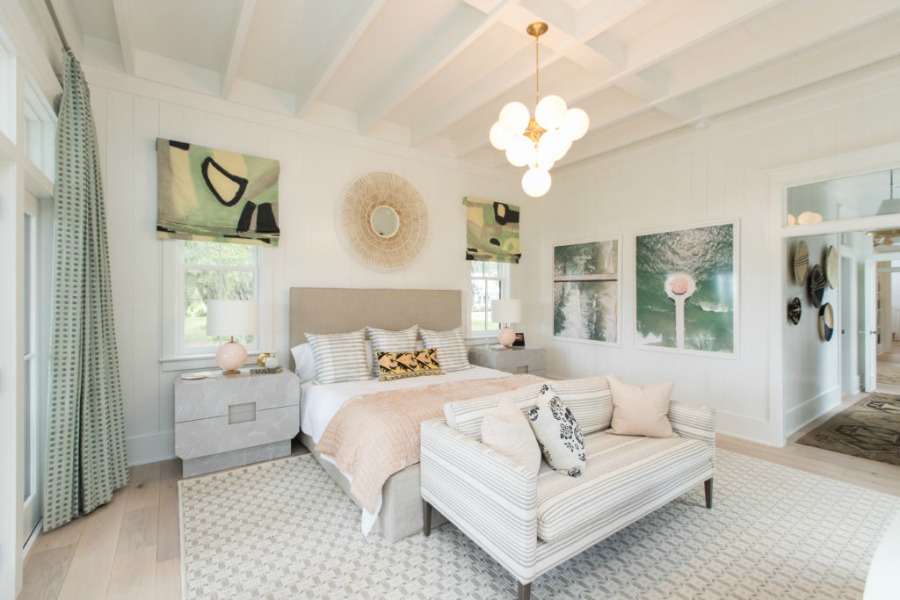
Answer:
[175, 370, 299, 422]
[468, 346, 546, 376]
[175, 405, 299, 460]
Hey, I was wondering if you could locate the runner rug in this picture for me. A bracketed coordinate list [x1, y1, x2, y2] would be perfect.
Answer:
[179, 450, 899, 599]
[797, 393, 900, 466]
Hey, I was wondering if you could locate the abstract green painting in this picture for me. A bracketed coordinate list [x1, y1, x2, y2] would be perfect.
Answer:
[553, 239, 619, 343]
[635, 222, 736, 354]
[156, 138, 280, 246]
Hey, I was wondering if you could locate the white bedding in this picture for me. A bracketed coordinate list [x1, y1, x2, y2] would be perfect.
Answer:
[300, 365, 510, 444]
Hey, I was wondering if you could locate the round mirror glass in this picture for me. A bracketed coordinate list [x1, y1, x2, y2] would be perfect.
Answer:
[370, 205, 400, 238]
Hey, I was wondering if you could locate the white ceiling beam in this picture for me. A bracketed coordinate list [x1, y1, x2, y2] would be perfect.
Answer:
[220, 0, 256, 99]
[111, 0, 135, 75]
[357, 1, 518, 133]
[420, 0, 770, 148]
[295, 0, 387, 118]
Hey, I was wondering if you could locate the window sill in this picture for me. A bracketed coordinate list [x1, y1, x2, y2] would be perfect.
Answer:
[159, 351, 262, 373]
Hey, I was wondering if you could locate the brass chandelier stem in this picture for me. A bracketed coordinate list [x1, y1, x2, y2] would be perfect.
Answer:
[527, 22, 548, 109]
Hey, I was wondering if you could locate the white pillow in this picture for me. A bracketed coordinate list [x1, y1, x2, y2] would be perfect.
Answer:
[305, 329, 371, 384]
[290, 343, 317, 384]
[607, 375, 675, 438]
[367, 325, 418, 378]
[481, 396, 541, 473]
[527, 384, 585, 477]
[419, 326, 471, 372]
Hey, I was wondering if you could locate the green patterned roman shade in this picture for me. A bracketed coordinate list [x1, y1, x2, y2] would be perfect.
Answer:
[463, 197, 521, 263]
[44, 51, 129, 531]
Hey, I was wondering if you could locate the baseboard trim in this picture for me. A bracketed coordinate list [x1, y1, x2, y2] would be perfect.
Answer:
[785, 386, 841, 437]
[126, 431, 175, 466]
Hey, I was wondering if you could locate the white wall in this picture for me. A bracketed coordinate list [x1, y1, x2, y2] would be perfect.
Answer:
[85, 67, 527, 465]
[521, 58, 900, 445]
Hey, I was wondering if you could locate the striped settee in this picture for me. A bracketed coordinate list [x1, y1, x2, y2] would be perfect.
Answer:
[420, 375, 715, 600]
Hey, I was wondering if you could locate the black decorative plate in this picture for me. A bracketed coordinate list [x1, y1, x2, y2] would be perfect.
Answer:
[819, 303, 834, 341]
[793, 240, 809, 286]
[808, 264, 826, 308]
[788, 297, 802, 325]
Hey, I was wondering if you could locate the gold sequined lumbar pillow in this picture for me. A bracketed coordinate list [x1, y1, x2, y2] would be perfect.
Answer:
[377, 347, 443, 381]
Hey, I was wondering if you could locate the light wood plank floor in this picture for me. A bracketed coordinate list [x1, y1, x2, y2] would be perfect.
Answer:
[20, 426, 900, 599]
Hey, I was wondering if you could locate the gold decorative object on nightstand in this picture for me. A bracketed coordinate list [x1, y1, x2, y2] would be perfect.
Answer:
[257, 353, 272, 367]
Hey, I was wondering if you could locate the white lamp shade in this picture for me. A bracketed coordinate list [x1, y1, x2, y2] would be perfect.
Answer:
[491, 299, 522, 324]
[206, 299, 258, 337]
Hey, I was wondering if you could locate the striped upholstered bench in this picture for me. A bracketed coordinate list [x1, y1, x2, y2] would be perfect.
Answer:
[420, 375, 715, 600]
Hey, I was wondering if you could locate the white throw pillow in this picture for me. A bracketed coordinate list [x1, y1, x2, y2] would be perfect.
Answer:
[607, 375, 676, 438]
[305, 329, 371, 384]
[527, 384, 585, 477]
[419, 326, 471, 372]
[482, 396, 541, 473]
[290, 343, 317, 384]
[367, 325, 418, 378]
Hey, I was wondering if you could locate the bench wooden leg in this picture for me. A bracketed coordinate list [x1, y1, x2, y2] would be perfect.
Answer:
[704, 478, 713, 509]
[423, 500, 432, 536]
[517, 582, 531, 600]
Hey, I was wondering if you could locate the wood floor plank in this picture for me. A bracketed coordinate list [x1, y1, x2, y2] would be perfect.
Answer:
[55, 486, 130, 600]
[155, 557, 182, 600]
[125, 463, 162, 513]
[116, 506, 159, 554]
[31, 518, 86, 554]
[157, 460, 181, 563]
[17, 544, 76, 600]
[106, 546, 157, 600]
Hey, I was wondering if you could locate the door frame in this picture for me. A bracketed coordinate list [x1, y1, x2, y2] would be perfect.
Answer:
[768, 142, 900, 446]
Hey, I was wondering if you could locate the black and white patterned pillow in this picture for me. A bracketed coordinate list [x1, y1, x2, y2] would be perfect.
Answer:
[528, 384, 585, 477]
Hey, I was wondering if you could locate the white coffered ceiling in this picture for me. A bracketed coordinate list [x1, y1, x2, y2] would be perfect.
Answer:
[41, 0, 900, 170]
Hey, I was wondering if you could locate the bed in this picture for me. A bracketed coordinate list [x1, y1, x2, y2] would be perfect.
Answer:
[289, 287, 543, 541]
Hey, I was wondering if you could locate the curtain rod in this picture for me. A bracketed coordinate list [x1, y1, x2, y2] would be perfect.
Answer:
[43, 0, 71, 53]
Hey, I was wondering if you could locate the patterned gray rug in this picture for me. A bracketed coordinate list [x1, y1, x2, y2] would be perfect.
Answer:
[797, 393, 900, 466]
[179, 450, 900, 599]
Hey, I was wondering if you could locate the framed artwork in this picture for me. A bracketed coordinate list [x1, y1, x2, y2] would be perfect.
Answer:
[635, 221, 738, 356]
[553, 238, 620, 343]
[513, 332, 525, 347]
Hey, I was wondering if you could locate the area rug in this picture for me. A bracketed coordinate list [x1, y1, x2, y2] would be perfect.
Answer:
[797, 393, 900, 466]
[179, 450, 899, 600]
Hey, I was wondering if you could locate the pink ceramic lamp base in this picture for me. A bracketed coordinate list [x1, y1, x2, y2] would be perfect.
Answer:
[497, 327, 516, 348]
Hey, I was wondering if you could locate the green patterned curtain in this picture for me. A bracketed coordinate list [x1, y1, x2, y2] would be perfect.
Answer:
[463, 197, 521, 263]
[43, 51, 129, 531]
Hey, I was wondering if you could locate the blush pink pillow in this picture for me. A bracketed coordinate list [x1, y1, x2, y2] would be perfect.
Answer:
[608, 375, 676, 438]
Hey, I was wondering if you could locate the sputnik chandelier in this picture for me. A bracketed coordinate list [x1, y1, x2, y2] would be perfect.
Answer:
[489, 22, 590, 198]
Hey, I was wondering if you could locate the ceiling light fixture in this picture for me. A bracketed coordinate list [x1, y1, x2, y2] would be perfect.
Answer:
[489, 22, 589, 198]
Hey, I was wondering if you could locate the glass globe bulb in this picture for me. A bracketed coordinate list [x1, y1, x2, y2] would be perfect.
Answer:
[535, 95, 568, 130]
[489, 121, 517, 150]
[506, 135, 535, 167]
[522, 168, 551, 198]
[560, 107, 590, 141]
[540, 129, 571, 162]
[499, 101, 530, 132]
[534, 142, 556, 170]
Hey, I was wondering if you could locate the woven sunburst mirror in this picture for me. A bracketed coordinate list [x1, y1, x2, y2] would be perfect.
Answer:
[340, 172, 428, 270]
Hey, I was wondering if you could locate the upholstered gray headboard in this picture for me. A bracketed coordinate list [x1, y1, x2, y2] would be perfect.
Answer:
[288, 287, 462, 368]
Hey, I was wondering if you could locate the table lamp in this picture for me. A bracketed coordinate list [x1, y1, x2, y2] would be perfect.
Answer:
[206, 299, 258, 375]
[491, 298, 521, 348]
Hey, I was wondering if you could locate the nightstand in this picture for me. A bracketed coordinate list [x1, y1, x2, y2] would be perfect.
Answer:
[468, 346, 546, 377]
[174, 370, 300, 477]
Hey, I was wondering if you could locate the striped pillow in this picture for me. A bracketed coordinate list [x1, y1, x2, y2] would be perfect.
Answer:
[305, 329, 370, 384]
[419, 326, 470, 372]
[549, 376, 613, 435]
[367, 325, 418, 378]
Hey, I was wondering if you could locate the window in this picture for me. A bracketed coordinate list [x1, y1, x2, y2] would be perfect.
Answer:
[469, 261, 509, 336]
[176, 241, 258, 356]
